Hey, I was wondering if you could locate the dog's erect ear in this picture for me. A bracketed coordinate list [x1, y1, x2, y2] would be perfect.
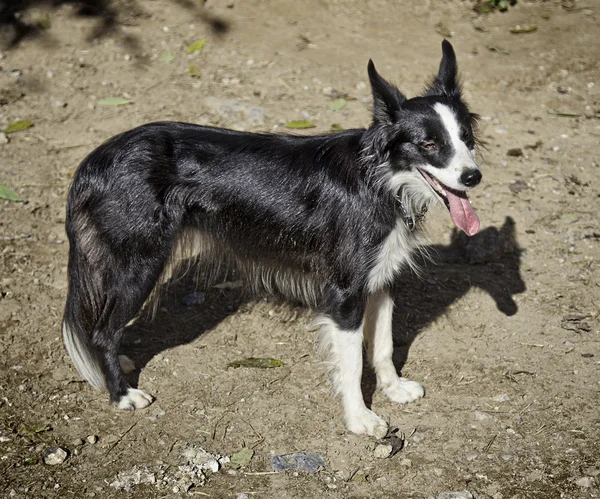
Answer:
[368, 59, 406, 124]
[425, 40, 461, 98]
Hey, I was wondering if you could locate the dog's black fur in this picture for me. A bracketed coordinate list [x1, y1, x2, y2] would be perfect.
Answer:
[63, 41, 482, 432]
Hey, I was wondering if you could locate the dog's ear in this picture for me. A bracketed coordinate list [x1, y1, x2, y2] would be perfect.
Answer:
[425, 40, 461, 98]
[368, 59, 406, 124]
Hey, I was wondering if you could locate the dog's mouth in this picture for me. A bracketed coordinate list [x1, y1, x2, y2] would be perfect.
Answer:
[418, 169, 480, 236]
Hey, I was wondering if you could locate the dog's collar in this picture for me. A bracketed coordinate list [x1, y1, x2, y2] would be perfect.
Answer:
[396, 198, 428, 231]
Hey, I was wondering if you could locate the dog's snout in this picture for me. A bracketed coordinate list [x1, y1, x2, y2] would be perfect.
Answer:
[461, 169, 482, 188]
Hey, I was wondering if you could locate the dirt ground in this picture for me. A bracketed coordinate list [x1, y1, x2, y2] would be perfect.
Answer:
[1, 0, 599, 497]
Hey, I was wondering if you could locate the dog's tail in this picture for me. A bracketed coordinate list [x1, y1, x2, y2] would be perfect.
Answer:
[62, 234, 107, 389]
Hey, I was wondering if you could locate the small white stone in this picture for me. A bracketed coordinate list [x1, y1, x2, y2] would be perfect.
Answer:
[86, 435, 98, 444]
[575, 476, 594, 488]
[411, 432, 423, 443]
[474, 411, 490, 421]
[490, 394, 509, 403]
[437, 492, 473, 499]
[43, 447, 68, 465]
[373, 444, 393, 459]
[206, 459, 220, 473]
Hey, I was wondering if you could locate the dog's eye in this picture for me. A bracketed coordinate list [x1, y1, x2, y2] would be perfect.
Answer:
[420, 141, 437, 151]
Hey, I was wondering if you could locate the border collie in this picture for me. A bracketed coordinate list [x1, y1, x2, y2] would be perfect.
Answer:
[63, 40, 481, 437]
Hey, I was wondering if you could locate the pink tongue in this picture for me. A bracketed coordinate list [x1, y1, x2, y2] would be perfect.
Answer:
[446, 188, 480, 236]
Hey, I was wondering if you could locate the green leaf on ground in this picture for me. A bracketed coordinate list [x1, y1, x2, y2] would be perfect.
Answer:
[547, 108, 580, 117]
[285, 120, 315, 129]
[486, 45, 510, 55]
[187, 39, 207, 54]
[161, 50, 176, 63]
[329, 98, 346, 112]
[330, 123, 344, 132]
[229, 448, 254, 469]
[98, 97, 131, 107]
[510, 24, 537, 34]
[188, 64, 202, 78]
[4, 120, 34, 134]
[228, 358, 285, 369]
[18, 423, 52, 439]
[0, 184, 24, 202]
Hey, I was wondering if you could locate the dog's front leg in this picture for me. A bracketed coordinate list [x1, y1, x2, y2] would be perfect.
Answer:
[364, 291, 425, 404]
[319, 295, 388, 438]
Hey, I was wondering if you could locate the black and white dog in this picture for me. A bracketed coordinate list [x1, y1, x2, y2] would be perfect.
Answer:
[63, 41, 481, 437]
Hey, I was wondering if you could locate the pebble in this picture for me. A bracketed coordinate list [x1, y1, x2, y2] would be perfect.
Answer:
[0, 133, 8, 145]
[151, 407, 166, 418]
[507, 148, 523, 157]
[87, 435, 98, 444]
[236, 494, 249, 499]
[474, 411, 490, 421]
[411, 432, 423, 443]
[575, 476, 594, 488]
[437, 492, 473, 499]
[71, 438, 85, 447]
[43, 447, 68, 465]
[490, 394, 510, 403]
[466, 452, 479, 461]
[204, 97, 266, 127]
[373, 443, 393, 459]
[270, 452, 326, 474]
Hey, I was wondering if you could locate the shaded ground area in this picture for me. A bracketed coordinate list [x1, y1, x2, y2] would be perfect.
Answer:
[1, 0, 599, 497]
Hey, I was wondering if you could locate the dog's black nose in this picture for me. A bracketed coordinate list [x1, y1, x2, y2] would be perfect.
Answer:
[461, 169, 482, 187]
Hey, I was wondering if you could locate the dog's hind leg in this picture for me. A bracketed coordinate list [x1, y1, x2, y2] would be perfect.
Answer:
[63, 233, 170, 410]
[90, 274, 159, 410]
[318, 293, 389, 438]
[364, 291, 424, 404]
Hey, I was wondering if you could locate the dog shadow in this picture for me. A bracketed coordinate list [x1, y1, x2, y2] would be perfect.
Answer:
[121, 272, 245, 389]
[1, 1, 230, 50]
[123, 217, 526, 405]
[361, 216, 526, 407]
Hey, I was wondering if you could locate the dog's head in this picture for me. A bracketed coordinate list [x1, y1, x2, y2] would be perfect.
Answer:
[363, 40, 481, 236]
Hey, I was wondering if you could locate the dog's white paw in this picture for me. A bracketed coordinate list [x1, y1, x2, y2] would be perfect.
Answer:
[381, 377, 424, 404]
[118, 355, 136, 374]
[117, 388, 154, 410]
[345, 408, 388, 438]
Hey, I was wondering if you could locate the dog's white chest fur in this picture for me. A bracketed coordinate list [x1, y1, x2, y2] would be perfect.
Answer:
[367, 219, 423, 292]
